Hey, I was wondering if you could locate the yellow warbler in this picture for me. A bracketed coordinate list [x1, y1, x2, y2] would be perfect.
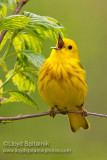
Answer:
[38, 33, 90, 132]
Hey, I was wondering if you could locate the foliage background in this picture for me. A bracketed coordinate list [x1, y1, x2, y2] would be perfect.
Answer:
[0, 0, 107, 159]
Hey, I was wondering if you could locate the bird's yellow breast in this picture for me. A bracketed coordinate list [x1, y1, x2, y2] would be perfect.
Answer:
[38, 53, 87, 110]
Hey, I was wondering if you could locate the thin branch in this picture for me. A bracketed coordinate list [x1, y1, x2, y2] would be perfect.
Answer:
[0, 110, 107, 122]
[0, 30, 7, 44]
[13, 0, 27, 15]
[0, 0, 28, 44]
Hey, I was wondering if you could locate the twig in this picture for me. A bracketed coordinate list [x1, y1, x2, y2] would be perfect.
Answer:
[0, 0, 28, 44]
[13, 0, 27, 15]
[0, 110, 107, 122]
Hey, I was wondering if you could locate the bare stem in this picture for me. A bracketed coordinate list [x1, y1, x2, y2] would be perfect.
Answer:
[0, 110, 107, 122]
[0, 0, 28, 45]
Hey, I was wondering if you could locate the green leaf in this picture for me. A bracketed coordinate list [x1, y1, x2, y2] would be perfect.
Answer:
[19, 50, 45, 69]
[13, 32, 42, 53]
[0, 4, 7, 18]
[0, 60, 7, 71]
[0, 120, 13, 124]
[0, 15, 30, 31]
[12, 72, 36, 93]
[0, 31, 12, 51]
[3, 90, 38, 108]
[5, 69, 14, 79]
[8, 0, 17, 10]
[0, 0, 17, 13]
[24, 11, 65, 40]
[6, 69, 36, 93]
[8, 50, 45, 92]
[0, 80, 3, 96]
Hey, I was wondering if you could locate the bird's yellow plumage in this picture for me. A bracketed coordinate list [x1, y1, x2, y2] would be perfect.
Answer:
[38, 34, 90, 132]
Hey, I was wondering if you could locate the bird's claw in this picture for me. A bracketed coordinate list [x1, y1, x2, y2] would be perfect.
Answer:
[55, 105, 67, 115]
[49, 107, 56, 118]
[81, 108, 88, 118]
[60, 110, 67, 115]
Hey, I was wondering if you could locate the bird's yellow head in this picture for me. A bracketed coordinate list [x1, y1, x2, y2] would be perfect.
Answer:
[50, 33, 80, 61]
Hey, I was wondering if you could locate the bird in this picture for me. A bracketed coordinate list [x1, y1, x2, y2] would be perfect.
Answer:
[38, 33, 90, 132]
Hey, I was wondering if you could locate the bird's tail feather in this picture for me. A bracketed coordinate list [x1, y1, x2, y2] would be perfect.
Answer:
[67, 112, 90, 132]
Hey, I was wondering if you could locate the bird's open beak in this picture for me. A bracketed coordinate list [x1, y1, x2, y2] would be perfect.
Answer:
[51, 33, 64, 49]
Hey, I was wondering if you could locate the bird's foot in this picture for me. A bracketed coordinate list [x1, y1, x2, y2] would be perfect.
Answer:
[60, 108, 67, 115]
[55, 105, 67, 115]
[60, 110, 67, 115]
[81, 108, 88, 118]
[49, 107, 56, 118]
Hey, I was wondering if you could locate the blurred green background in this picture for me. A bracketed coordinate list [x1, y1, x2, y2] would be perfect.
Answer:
[0, 0, 107, 159]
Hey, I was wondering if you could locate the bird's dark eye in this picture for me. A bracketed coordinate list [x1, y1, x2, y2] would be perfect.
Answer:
[68, 45, 72, 50]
